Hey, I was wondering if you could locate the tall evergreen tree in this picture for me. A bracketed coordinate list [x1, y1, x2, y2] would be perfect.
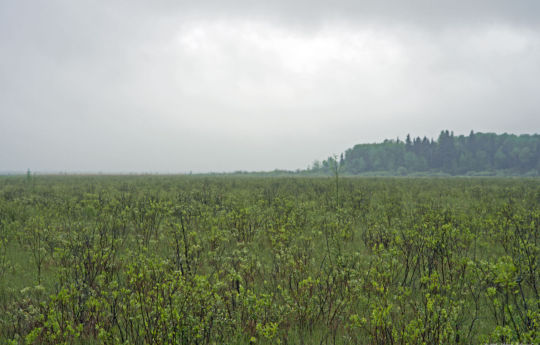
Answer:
[312, 131, 540, 176]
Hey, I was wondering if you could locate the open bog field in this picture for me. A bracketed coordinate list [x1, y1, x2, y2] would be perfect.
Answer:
[0, 176, 538, 344]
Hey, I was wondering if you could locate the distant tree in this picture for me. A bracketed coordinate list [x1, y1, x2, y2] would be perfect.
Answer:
[326, 130, 539, 176]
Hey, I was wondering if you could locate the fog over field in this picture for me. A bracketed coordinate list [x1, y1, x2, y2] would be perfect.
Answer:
[1, 1, 539, 173]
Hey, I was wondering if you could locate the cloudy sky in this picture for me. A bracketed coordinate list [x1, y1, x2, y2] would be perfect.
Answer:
[1, 1, 539, 173]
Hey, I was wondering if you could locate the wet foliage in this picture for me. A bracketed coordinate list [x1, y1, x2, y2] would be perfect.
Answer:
[0, 175, 538, 344]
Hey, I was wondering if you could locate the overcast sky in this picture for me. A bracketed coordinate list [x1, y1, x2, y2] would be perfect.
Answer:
[1, 1, 539, 173]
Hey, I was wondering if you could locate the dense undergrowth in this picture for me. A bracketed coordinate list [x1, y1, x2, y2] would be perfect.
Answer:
[0, 176, 538, 344]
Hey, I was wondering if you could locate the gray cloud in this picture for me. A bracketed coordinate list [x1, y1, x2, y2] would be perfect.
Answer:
[1, 1, 539, 172]
[123, 0, 540, 29]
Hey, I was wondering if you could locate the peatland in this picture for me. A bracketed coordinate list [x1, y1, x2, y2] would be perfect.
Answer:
[0, 175, 538, 344]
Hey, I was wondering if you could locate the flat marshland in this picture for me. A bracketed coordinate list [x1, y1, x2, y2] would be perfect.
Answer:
[0, 176, 538, 344]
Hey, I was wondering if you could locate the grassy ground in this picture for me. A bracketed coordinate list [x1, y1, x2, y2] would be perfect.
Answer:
[0, 176, 538, 344]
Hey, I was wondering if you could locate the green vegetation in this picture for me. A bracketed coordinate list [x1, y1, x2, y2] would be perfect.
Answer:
[311, 131, 540, 176]
[0, 175, 538, 344]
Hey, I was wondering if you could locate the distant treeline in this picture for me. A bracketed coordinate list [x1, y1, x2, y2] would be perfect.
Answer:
[311, 131, 540, 176]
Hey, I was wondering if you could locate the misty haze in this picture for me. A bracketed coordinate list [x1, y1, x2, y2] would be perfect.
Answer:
[1, 1, 539, 344]
[2, 0, 539, 173]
